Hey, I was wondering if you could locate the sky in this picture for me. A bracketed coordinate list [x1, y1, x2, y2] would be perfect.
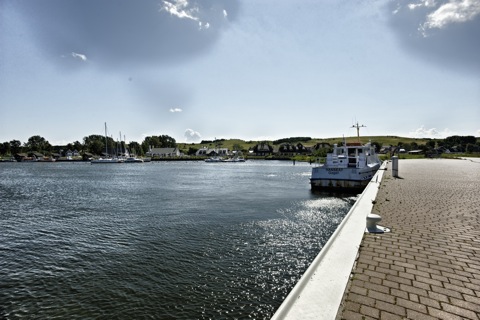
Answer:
[1, 0, 479, 146]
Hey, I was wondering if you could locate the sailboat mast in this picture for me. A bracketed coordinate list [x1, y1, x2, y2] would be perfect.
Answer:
[104, 122, 108, 156]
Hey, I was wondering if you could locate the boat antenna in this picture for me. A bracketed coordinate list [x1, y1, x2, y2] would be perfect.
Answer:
[351, 122, 366, 143]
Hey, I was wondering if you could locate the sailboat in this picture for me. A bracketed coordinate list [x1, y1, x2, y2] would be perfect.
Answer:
[91, 123, 124, 164]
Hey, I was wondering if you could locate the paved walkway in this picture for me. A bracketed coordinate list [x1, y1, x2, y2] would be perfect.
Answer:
[337, 158, 480, 320]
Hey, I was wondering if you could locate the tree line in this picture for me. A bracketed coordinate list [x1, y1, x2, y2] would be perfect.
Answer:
[0, 134, 177, 157]
[396, 135, 479, 154]
[0, 134, 478, 157]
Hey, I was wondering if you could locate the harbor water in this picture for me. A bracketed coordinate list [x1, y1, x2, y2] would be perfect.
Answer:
[0, 161, 356, 319]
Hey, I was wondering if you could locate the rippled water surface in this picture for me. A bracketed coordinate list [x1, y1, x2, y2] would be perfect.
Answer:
[0, 161, 356, 319]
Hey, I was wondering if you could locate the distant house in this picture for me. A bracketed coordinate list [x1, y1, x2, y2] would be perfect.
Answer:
[379, 145, 394, 154]
[313, 142, 331, 150]
[14, 153, 31, 162]
[65, 149, 80, 158]
[277, 143, 297, 156]
[148, 147, 181, 157]
[30, 152, 45, 158]
[250, 143, 273, 156]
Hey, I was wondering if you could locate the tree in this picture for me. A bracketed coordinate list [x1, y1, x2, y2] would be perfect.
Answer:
[25, 135, 51, 153]
[371, 141, 381, 153]
[9, 140, 22, 154]
[90, 140, 104, 155]
[187, 147, 198, 155]
[141, 135, 177, 153]
[426, 140, 436, 149]
[232, 143, 244, 153]
[73, 141, 83, 152]
[84, 135, 106, 155]
[128, 142, 142, 155]
[466, 143, 475, 153]
[0, 142, 11, 155]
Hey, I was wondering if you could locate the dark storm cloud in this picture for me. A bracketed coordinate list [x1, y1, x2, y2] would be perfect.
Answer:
[13, 0, 239, 68]
[386, 0, 480, 75]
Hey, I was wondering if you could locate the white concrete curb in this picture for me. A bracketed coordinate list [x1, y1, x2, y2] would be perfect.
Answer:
[271, 161, 388, 320]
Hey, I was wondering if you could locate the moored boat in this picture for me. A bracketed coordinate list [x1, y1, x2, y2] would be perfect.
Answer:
[221, 156, 246, 162]
[91, 158, 124, 164]
[124, 156, 144, 163]
[205, 156, 223, 163]
[91, 122, 123, 164]
[310, 123, 381, 192]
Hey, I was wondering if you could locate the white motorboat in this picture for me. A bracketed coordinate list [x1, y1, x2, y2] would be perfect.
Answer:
[124, 156, 144, 163]
[205, 156, 223, 163]
[310, 123, 381, 192]
[221, 156, 246, 162]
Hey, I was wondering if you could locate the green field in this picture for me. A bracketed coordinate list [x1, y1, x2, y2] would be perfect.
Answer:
[177, 136, 442, 153]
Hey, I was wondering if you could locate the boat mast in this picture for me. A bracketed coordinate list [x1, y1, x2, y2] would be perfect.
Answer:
[104, 122, 108, 156]
[351, 122, 366, 143]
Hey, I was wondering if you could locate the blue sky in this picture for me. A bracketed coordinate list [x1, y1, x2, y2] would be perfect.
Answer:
[1, 0, 479, 145]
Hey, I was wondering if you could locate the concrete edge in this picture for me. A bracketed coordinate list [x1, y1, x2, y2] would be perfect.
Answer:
[271, 161, 389, 320]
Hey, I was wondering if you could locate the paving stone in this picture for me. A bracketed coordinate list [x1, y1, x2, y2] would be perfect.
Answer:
[337, 159, 480, 320]
[340, 310, 364, 320]
[375, 300, 405, 317]
[396, 298, 427, 314]
[440, 302, 479, 320]
[406, 309, 437, 320]
[428, 307, 466, 320]
[344, 301, 360, 313]
[359, 305, 379, 319]
[367, 289, 395, 304]
[449, 297, 480, 313]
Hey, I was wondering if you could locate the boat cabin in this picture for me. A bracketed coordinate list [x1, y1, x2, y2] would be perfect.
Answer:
[325, 142, 376, 169]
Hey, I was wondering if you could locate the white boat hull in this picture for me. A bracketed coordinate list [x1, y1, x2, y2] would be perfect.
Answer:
[310, 165, 379, 191]
[91, 158, 123, 164]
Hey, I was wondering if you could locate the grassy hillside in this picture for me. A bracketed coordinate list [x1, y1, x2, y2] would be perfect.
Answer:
[176, 136, 441, 154]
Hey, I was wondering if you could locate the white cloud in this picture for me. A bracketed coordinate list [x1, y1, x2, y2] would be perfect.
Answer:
[184, 128, 201, 142]
[409, 126, 438, 138]
[71, 52, 87, 61]
[422, 0, 480, 31]
[408, 0, 437, 10]
[409, 125, 458, 138]
[223, 10, 228, 18]
[199, 21, 210, 30]
[169, 107, 183, 113]
[161, 0, 213, 31]
[161, 0, 199, 21]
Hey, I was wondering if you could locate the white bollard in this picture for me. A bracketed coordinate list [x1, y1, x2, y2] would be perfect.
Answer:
[366, 214, 382, 232]
[392, 156, 399, 178]
[366, 213, 391, 234]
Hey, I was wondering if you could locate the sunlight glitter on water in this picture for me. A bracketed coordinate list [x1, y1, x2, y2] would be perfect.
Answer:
[0, 161, 355, 319]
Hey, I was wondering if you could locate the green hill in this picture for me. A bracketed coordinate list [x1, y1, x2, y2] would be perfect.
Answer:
[177, 136, 441, 154]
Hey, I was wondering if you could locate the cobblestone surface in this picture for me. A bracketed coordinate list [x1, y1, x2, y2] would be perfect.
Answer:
[337, 158, 480, 320]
